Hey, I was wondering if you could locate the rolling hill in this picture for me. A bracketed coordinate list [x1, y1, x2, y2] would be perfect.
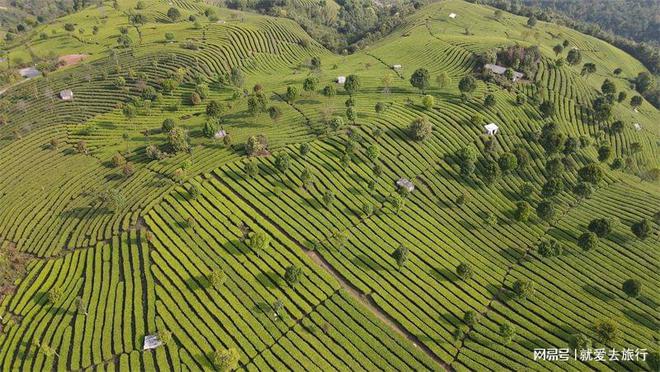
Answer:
[0, 0, 658, 370]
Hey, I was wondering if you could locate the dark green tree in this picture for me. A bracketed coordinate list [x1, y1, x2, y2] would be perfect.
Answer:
[622, 278, 642, 298]
[456, 263, 473, 281]
[409, 68, 431, 92]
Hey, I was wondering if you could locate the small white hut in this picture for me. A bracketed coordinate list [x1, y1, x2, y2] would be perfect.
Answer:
[59, 89, 74, 101]
[449, 13, 457, 19]
[214, 129, 227, 139]
[336, 76, 346, 84]
[396, 178, 414, 193]
[633, 123, 642, 131]
[143, 334, 162, 350]
[392, 64, 402, 70]
[484, 123, 499, 135]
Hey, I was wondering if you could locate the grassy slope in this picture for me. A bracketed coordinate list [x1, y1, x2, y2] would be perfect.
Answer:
[0, 0, 658, 370]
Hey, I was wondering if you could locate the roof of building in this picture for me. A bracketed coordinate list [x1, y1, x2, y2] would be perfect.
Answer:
[396, 178, 415, 192]
[484, 123, 499, 131]
[214, 129, 227, 139]
[484, 64, 524, 79]
[60, 89, 73, 99]
[18, 67, 40, 79]
[143, 335, 162, 350]
[449, 13, 457, 18]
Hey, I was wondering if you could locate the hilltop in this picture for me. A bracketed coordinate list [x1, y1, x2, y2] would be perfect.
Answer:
[0, 0, 658, 370]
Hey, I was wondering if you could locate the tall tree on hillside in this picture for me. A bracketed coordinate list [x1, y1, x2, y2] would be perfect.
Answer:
[392, 244, 409, 271]
[566, 49, 582, 66]
[410, 68, 431, 93]
[581, 62, 596, 76]
[212, 348, 240, 372]
[552, 44, 563, 56]
[458, 76, 476, 96]
[344, 75, 360, 96]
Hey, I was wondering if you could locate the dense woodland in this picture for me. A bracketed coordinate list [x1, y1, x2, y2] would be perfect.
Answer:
[521, 0, 659, 45]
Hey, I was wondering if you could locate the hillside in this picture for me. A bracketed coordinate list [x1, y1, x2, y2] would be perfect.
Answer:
[0, 0, 658, 370]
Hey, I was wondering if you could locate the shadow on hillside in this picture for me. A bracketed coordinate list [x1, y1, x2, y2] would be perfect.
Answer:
[582, 283, 615, 302]
[350, 253, 387, 272]
[429, 266, 455, 282]
[255, 272, 279, 288]
[184, 275, 205, 292]
[622, 308, 658, 330]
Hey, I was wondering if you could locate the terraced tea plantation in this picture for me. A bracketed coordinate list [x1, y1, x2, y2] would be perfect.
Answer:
[0, 0, 658, 370]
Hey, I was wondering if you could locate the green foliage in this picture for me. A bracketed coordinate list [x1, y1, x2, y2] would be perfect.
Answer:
[344, 75, 361, 95]
[535, 200, 555, 222]
[408, 116, 433, 141]
[458, 76, 476, 95]
[631, 218, 651, 239]
[207, 269, 226, 289]
[594, 319, 620, 344]
[512, 279, 535, 300]
[202, 120, 219, 138]
[274, 152, 291, 176]
[249, 231, 270, 256]
[303, 76, 319, 93]
[577, 231, 599, 251]
[409, 68, 431, 92]
[570, 333, 591, 350]
[537, 237, 562, 257]
[482, 160, 500, 184]
[391, 244, 409, 270]
[514, 201, 532, 222]
[206, 100, 224, 118]
[578, 164, 603, 184]
[622, 278, 641, 298]
[245, 135, 268, 156]
[168, 127, 189, 153]
[322, 190, 335, 209]
[463, 310, 479, 326]
[167, 7, 182, 21]
[212, 348, 240, 372]
[541, 178, 564, 198]
[421, 94, 434, 109]
[499, 321, 516, 344]
[455, 263, 473, 281]
[588, 218, 612, 238]
[322, 85, 336, 97]
[47, 287, 63, 304]
[361, 202, 374, 217]
[483, 94, 495, 107]
[284, 265, 303, 287]
[244, 160, 259, 178]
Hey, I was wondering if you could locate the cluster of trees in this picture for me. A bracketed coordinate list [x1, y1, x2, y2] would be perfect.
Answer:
[474, 0, 660, 75]
[223, 0, 425, 53]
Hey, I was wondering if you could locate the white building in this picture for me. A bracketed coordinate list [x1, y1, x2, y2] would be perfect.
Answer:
[59, 89, 74, 100]
[392, 64, 402, 70]
[396, 178, 414, 192]
[449, 13, 457, 19]
[337, 76, 346, 84]
[214, 129, 227, 139]
[484, 123, 499, 135]
[633, 123, 641, 131]
[143, 334, 162, 350]
[484, 63, 524, 82]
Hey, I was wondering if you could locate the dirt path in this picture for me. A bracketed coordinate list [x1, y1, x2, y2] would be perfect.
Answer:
[212, 174, 451, 370]
[305, 249, 452, 371]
